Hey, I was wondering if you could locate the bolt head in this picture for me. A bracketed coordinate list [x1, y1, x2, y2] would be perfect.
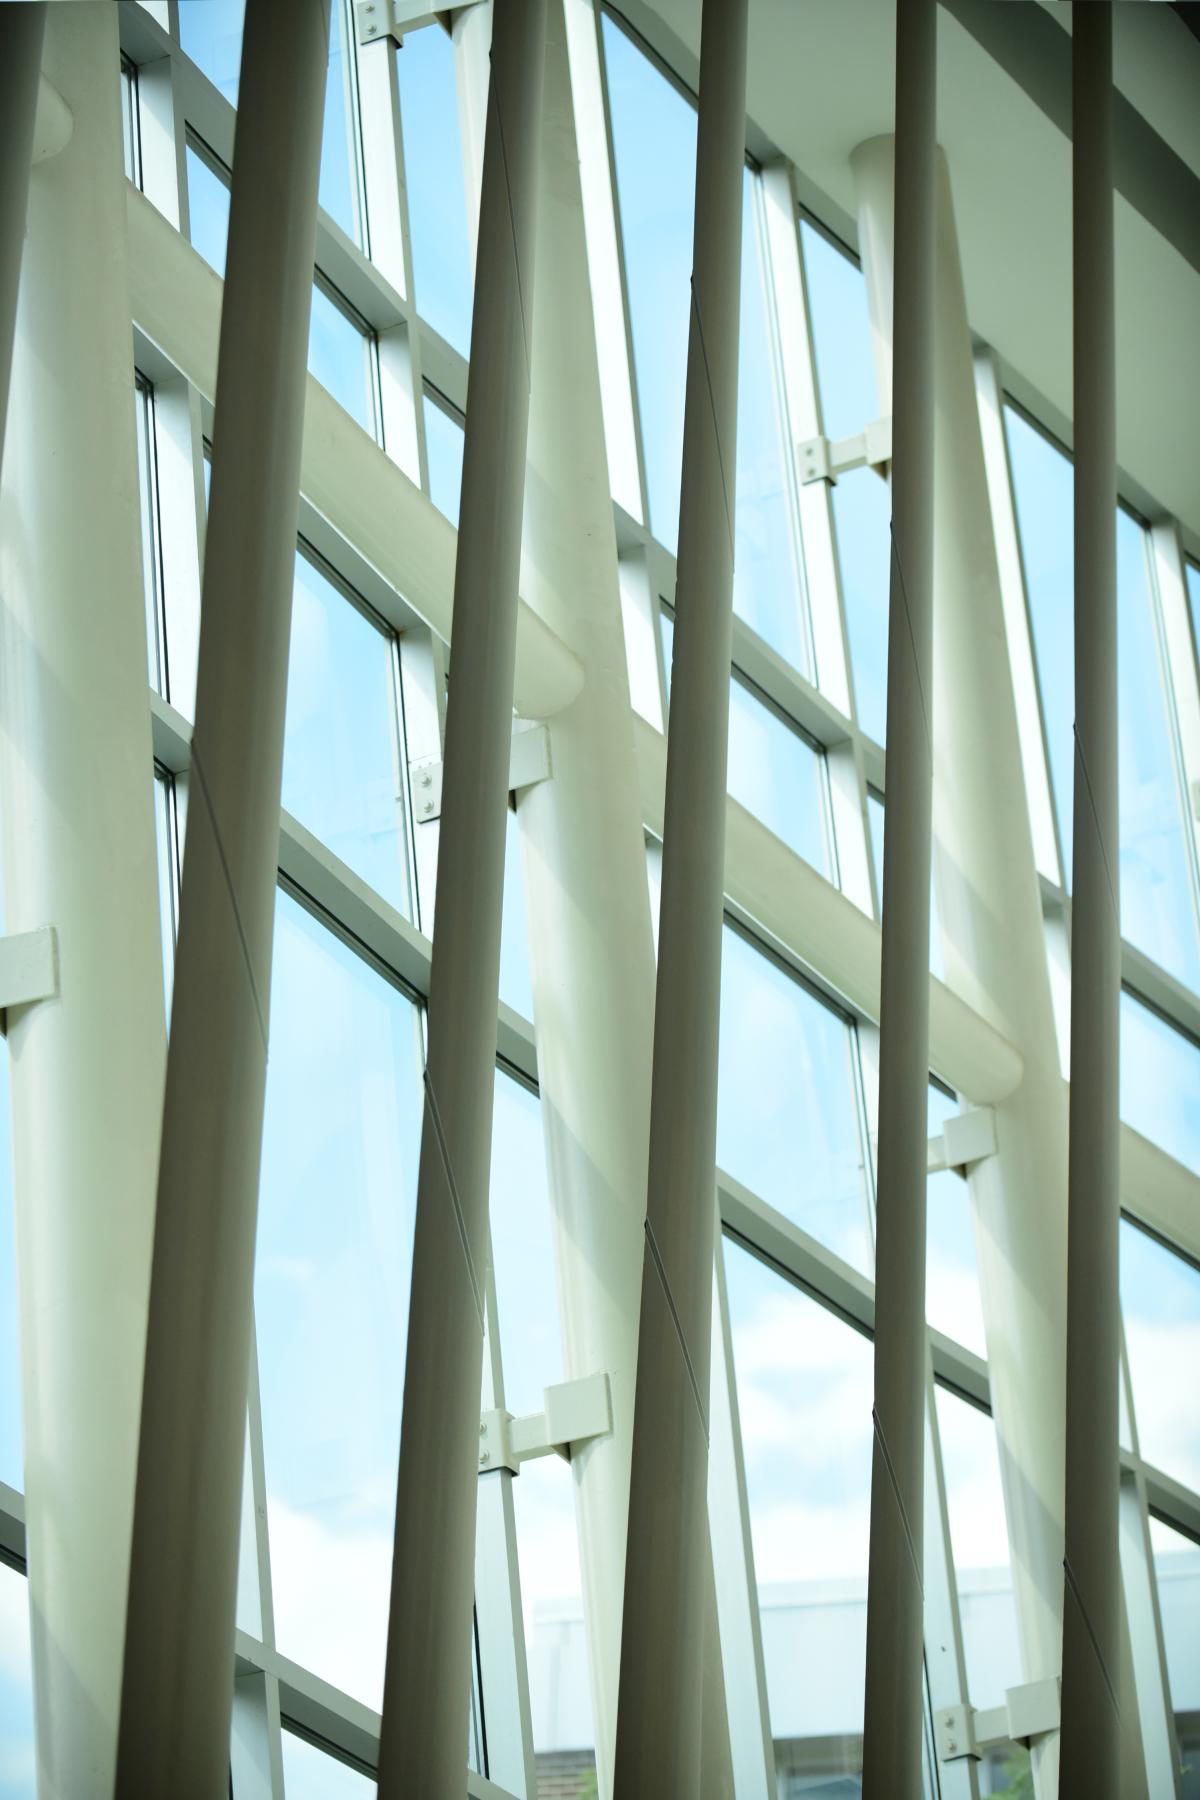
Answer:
[479, 1451, 490, 1465]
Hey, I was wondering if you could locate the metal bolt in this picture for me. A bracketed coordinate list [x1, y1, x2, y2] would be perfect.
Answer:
[479, 1451, 490, 1465]
[421, 773, 432, 787]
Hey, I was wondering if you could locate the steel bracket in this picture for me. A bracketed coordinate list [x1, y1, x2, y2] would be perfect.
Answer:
[934, 1703, 980, 1763]
[926, 1105, 997, 1175]
[356, 0, 483, 48]
[479, 1373, 611, 1477]
[797, 416, 892, 487]
[937, 1676, 1061, 1765]
[0, 929, 59, 1037]
[410, 724, 552, 825]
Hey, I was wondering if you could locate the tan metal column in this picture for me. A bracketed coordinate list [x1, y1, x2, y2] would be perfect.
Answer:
[1061, 7, 1122, 1793]
[611, 0, 748, 1789]
[376, 5, 547, 1793]
[115, 0, 331, 1789]
[858, 0, 937, 1794]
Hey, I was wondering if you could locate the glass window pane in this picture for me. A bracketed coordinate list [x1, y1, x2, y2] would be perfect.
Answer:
[283, 551, 408, 913]
[935, 1387, 1023, 1712]
[602, 15, 694, 553]
[185, 142, 231, 280]
[282, 1729, 375, 1797]
[926, 1085, 985, 1357]
[1187, 561, 1200, 669]
[1119, 990, 1200, 1175]
[255, 892, 422, 1706]
[397, 26, 474, 357]
[733, 172, 805, 672]
[727, 676, 829, 874]
[134, 380, 164, 695]
[185, 147, 373, 432]
[309, 282, 374, 433]
[179, 0, 244, 104]
[603, 22, 807, 677]
[800, 221, 879, 446]
[718, 926, 871, 1274]
[424, 395, 465, 527]
[153, 769, 177, 1014]
[725, 1240, 872, 1785]
[0, 1563, 34, 1796]
[180, 0, 358, 242]
[1150, 1515, 1200, 1785]
[319, 0, 360, 243]
[1121, 1219, 1200, 1491]
[489, 1071, 597, 1779]
[1005, 407, 1200, 993]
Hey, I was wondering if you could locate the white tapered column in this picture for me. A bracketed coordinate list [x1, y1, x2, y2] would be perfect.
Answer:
[376, 6, 546, 1792]
[857, 136, 1073, 1794]
[611, 0, 747, 1789]
[116, 0, 331, 1789]
[856, 0, 937, 1793]
[0, 6, 165, 1794]
[456, 8, 734, 1789]
[1061, 8, 1122, 1793]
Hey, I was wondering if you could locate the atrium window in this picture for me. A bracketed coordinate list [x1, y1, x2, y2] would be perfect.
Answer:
[1119, 989, 1200, 1175]
[602, 19, 808, 672]
[660, 607, 830, 876]
[179, 0, 363, 243]
[397, 24, 475, 356]
[254, 890, 423, 1706]
[133, 375, 166, 696]
[282, 549, 410, 914]
[424, 389, 466, 526]
[185, 143, 377, 432]
[719, 925, 871, 1274]
[725, 1241, 872, 1788]
[800, 220, 890, 745]
[1120, 1219, 1200, 1492]
[1005, 405, 1200, 994]
[281, 1730, 375, 1798]
[1187, 561, 1200, 666]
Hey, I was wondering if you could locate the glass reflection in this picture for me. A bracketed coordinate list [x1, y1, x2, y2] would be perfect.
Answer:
[255, 892, 423, 1706]
[727, 675, 830, 875]
[719, 925, 871, 1273]
[725, 1239, 872, 1786]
